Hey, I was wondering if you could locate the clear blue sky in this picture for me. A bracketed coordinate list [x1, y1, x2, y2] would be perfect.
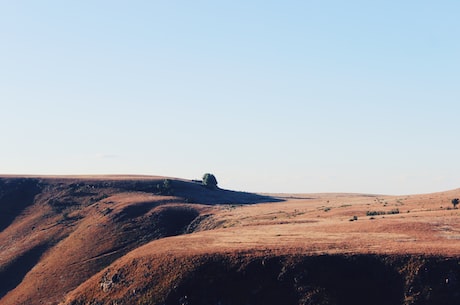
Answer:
[1, 1, 459, 194]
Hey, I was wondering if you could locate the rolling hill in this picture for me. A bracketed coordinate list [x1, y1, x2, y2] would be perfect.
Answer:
[1, 175, 460, 305]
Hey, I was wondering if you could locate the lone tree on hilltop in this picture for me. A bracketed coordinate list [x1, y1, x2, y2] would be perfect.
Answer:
[202, 173, 218, 189]
[452, 198, 459, 209]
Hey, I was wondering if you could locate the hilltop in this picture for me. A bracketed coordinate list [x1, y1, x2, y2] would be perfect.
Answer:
[1, 175, 460, 305]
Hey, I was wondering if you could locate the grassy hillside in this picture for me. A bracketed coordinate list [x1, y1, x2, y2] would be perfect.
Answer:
[1, 176, 460, 305]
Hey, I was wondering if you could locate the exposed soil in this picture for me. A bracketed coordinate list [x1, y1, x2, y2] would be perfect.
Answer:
[1, 175, 460, 305]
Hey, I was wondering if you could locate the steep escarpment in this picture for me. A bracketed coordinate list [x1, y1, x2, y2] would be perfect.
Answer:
[62, 252, 460, 305]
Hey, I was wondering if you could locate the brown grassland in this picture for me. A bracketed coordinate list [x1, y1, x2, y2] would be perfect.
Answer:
[0, 175, 460, 305]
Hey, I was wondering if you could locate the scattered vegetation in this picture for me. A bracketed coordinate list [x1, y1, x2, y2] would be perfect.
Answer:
[202, 173, 218, 189]
[156, 179, 174, 195]
[48, 198, 79, 213]
[451, 198, 459, 209]
[349, 215, 358, 221]
[366, 209, 400, 217]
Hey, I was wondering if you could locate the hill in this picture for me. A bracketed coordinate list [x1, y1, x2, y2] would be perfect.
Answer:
[1, 175, 460, 305]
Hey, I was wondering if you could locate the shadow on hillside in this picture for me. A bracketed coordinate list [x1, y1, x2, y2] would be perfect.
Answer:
[170, 180, 284, 205]
[85, 178, 284, 205]
[165, 255, 404, 305]
[0, 243, 50, 299]
[0, 178, 42, 232]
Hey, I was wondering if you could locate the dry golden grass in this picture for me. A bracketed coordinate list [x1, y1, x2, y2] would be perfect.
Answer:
[113, 189, 460, 257]
[1, 175, 460, 305]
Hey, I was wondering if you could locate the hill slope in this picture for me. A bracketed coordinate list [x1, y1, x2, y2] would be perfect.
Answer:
[0, 176, 278, 305]
[1, 176, 460, 305]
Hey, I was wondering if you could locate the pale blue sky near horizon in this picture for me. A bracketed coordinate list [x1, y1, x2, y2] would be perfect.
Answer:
[1, 1, 459, 195]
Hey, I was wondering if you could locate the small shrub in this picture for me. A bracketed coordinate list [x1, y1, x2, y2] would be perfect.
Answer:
[452, 198, 459, 209]
[366, 211, 386, 216]
[366, 209, 399, 216]
[156, 179, 174, 195]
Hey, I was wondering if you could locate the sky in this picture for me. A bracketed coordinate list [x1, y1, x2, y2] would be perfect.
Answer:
[1, 1, 459, 195]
